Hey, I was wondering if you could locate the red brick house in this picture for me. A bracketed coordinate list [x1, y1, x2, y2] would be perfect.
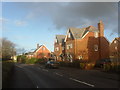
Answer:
[54, 35, 66, 61]
[64, 20, 109, 63]
[34, 44, 51, 59]
[109, 37, 120, 63]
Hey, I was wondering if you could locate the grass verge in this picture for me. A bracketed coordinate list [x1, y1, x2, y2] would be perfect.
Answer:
[2, 60, 15, 88]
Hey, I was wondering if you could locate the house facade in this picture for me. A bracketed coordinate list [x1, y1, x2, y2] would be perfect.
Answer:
[54, 35, 66, 61]
[54, 20, 109, 63]
[109, 37, 120, 63]
[34, 44, 51, 59]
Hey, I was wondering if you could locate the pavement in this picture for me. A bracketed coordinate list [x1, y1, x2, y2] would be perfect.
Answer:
[8, 63, 120, 88]
[0, 61, 2, 89]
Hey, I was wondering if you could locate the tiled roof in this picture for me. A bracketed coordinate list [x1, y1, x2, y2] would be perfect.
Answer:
[69, 26, 99, 39]
[87, 26, 99, 32]
[34, 45, 43, 53]
[56, 35, 66, 43]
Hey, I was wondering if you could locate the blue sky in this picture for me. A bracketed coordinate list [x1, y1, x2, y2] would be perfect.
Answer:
[2, 2, 118, 53]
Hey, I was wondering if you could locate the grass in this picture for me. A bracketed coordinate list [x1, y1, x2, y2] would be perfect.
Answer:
[2, 60, 15, 88]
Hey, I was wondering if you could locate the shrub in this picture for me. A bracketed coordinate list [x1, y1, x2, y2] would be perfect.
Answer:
[17, 55, 27, 64]
[80, 63, 85, 69]
[103, 64, 111, 71]
[72, 60, 81, 68]
[26, 58, 37, 64]
[36, 58, 47, 64]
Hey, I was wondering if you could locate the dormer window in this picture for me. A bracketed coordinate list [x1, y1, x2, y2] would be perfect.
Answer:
[68, 32, 71, 38]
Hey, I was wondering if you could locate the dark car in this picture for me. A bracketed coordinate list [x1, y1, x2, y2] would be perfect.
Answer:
[45, 60, 59, 69]
[95, 59, 112, 68]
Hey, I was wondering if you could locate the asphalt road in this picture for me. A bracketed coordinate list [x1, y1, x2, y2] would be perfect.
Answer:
[9, 63, 120, 88]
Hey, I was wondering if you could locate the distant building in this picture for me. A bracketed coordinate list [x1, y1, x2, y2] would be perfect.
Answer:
[54, 35, 66, 61]
[109, 37, 120, 63]
[33, 44, 51, 59]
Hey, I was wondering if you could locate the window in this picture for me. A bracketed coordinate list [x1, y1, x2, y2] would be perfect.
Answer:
[42, 47, 45, 50]
[79, 55, 83, 60]
[62, 47, 64, 50]
[114, 41, 117, 44]
[67, 45, 69, 49]
[115, 46, 117, 50]
[55, 39, 57, 43]
[94, 45, 98, 51]
[68, 32, 71, 38]
[94, 32, 98, 38]
[56, 47, 59, 51]
[67, 44, 72, 49]
[70, 44, 72, 48]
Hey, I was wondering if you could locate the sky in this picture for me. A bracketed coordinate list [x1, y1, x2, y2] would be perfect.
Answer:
[1, 2, 119, 53]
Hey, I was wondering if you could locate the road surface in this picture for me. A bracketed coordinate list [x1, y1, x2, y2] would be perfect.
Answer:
[9, 63, 119, 88]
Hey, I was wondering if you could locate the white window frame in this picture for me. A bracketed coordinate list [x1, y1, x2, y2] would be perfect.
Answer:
[62, 47, 64, 50]
[42, 47, 45, 50]
[94, 32, 98, 38]
[56, 47, 59, 51]
[68, 32, 71, 38]
[114, 41, 117, 44]
[67, 45, 69, 49]
[55, 39, 57, 43]
[70, 44, 72, 48]
[115, 46, 117, 50]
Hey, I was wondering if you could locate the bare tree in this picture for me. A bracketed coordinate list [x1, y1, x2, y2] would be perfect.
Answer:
[1, 38, 16, 60]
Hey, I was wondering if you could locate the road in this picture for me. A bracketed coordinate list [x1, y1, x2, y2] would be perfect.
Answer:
[9, 63, 119, 88]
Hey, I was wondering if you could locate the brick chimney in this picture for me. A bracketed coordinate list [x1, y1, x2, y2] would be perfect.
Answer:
[98, 20, 104, 37]
[37, 44, 39, 49]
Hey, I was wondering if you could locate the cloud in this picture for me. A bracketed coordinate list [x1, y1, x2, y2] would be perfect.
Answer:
[7, 2, 118, 34]
[14, 20, 27, 26]
[0, 18, 9, 23]
[51, 2, 118, 32]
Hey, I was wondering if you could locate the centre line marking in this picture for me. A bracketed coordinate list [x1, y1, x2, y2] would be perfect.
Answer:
[55, 73, 63, 77]
[69, 78, 95, 87]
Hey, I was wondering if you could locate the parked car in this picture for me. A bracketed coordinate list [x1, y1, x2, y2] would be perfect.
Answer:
[45, 60, 59, 69]
[95, 58, 112, 68]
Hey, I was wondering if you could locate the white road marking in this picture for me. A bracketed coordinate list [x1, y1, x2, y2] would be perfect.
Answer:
[42, 69, 48, 72]
[69, 78, 95, 87]
[55, 73, 63, 77]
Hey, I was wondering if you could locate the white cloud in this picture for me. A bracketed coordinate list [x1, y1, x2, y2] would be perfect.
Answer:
[0, 18, 8, 23]
[14, 20, 27, 26]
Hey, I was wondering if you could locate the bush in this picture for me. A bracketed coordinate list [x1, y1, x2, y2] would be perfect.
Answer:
[26, 58, 37, 64]
[72, 60, 81, 68]
[85, 63, 95, 70]
[80, 63, 85, 69]
[37, 58, 47, 64]
[103, 63, 115, 72]
[17, 55, 27, 63]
